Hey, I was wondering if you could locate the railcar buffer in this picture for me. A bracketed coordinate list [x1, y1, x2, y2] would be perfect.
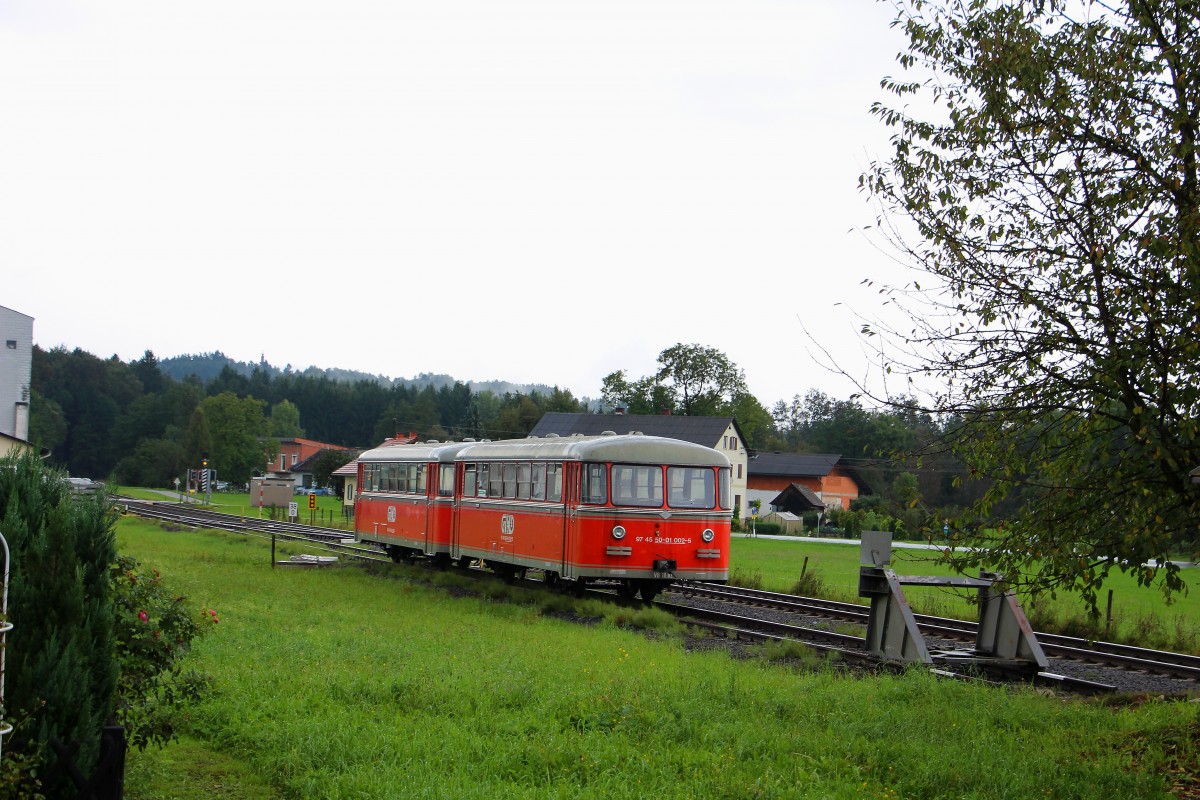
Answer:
[857, 532, 1048, 673]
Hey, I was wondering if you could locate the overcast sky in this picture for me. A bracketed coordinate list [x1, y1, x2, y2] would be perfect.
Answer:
[2, 0, 915, 408]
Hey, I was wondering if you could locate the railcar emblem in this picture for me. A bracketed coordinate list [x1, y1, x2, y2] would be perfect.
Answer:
[500, 514, 515, 535]
[387, 506, 396, 523]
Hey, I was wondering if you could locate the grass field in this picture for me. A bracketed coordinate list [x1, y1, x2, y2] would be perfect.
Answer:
[115, 518, 1199, 799]
[114, 486, 1200, 652]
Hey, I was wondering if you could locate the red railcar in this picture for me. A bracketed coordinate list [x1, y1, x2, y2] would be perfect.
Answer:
[355, 433, 731, 600]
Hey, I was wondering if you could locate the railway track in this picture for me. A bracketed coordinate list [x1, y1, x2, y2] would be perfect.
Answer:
[121, 500, 1198, 694]
[119, 498, 389, 563]
[667, 582, 1200, 689]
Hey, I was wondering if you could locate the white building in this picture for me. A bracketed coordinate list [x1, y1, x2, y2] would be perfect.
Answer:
[0, 305, 34, 443]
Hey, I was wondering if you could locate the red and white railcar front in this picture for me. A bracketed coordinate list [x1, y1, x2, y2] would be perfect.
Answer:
[452, 433, 731, 600]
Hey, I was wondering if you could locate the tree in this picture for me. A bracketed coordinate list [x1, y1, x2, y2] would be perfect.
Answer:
[655, 343, 749, 416]
[310, 448, 356, 489]
[601, 345, 772, 447]
[0, 452, 118, 795]
[200, 392, 276, 484]
[857, 0, 1200, 608]
[269, 400, 305, 438]
[600, 370, 675, 416]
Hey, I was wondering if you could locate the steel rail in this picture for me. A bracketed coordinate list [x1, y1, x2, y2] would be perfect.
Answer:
[671, 581, 1200, 682]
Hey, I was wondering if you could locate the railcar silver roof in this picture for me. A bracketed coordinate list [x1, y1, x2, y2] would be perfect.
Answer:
[455, 433, 730, 467]
[357, 441, 472, 464]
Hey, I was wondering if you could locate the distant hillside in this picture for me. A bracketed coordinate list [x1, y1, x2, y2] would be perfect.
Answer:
[158, 351, 558, 396]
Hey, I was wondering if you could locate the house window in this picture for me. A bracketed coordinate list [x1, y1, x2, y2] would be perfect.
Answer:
[5, 340, 15, 350]
[280, 455, 286, 470]
[291, 454, 298, 466]
[737, 464, 743, 479]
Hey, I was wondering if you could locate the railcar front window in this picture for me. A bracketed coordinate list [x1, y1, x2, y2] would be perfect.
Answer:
[612, 464, 663, 507]
[719, 467, 731, 510]
[581, 463, 607, 504]
[439, 465, 454, 497]
[667, 466, 716, 509]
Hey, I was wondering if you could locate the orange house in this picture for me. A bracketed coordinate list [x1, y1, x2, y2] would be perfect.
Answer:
[268, 437, 353, 481]
[746, 452, 871, 514]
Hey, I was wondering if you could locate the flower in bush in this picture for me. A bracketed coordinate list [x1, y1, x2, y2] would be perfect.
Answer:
[111, 554, 216, 750]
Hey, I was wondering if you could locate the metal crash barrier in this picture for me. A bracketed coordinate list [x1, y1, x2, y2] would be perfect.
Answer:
[857, 531, 1048, 673]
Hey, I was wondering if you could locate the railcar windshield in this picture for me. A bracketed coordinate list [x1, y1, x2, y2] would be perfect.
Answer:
[611, 464, 664, 507]
[667, 466, 717, 509]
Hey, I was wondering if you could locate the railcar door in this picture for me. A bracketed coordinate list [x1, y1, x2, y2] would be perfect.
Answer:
[423, 461, 436, 556]
[560, 461, 580, 580]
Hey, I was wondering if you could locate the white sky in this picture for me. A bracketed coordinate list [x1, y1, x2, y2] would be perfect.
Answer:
[2, 0, 914, 407]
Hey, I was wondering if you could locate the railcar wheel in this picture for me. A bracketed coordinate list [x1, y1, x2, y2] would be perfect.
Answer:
[639, 583, 664, 603]
[616, 580, 639, 600]
[386, 547, 408, 564]
[573, 578, 588, 597]
[543, 571, 559, 588]
[432, 553, 451, 570]
[457, 556, 473, 570]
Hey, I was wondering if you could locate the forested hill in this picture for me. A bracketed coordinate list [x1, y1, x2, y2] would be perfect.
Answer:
[159, 351, 555, 397]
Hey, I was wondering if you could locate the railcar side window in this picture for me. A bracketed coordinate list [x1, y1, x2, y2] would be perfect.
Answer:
[667, 466, 716, 509]
[478, 464, 490, 496]
[463, 464, 477, 496]
[611, 464, 663, 507]
[581, 463, 607, 504]
[531, 463, 546, 500]
[503, 463, 517, 498]
[517, 463, 532, 499]
[547, 463, 563, 502]
[439, 465, 454, 497]
[414, 464, 426, 494]
[489, 463, 503, 498]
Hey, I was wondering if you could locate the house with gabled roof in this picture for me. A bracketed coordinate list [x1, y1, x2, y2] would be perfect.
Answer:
[529, 412, 751, 516]
[746, 451, 872, 516]
[267, 436, 355, 488]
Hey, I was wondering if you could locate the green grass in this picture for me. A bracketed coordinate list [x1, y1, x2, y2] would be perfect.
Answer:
[115, 518, 1199, 800]
[729, 536, 1200, 652]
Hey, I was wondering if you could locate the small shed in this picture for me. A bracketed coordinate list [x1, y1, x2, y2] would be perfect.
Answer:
[768, 483, 826, 516]
[762, 511, 805, 535]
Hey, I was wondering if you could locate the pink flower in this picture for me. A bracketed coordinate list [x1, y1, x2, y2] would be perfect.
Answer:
[207, 608, 220, 623]
[137, 610, 148, 623]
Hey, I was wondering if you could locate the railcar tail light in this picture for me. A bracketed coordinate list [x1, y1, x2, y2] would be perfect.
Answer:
[612, 525, 626, 540]
[701, 528, 715, 542]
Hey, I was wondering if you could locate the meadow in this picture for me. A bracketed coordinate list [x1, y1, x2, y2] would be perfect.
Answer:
[118, 486, 1200, 652]
[117, 518, 1198, 799]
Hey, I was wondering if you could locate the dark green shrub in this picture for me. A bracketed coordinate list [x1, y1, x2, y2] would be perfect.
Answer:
[0, 452, 118, 796]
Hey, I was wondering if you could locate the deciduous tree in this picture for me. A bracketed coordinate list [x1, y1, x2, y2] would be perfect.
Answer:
[858, 0, 1200, 608]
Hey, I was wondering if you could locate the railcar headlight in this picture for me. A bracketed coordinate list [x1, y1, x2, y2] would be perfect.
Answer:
[701, 528, 715, 542]
[612, 525, 626, 540]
